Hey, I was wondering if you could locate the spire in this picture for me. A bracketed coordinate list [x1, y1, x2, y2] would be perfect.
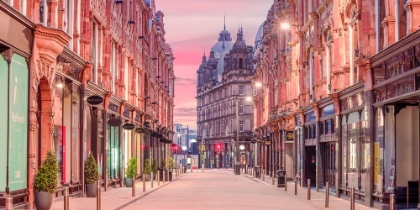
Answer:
[224, 15, 226, 30]
[202, 53, 207, 63]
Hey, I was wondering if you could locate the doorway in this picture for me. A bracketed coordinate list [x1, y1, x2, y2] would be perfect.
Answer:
[304, 146, 316, 187]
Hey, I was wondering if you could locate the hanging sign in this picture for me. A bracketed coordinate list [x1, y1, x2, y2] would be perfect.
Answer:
[108, 118, 122, 127]
[122, 123, 135, 130]
[86, 95, 103, 105]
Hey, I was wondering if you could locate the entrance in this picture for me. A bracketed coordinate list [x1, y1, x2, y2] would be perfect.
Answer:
[304, 146, 316, 187]
[321, 142, 336, 189]
[395, 106, 419, 207]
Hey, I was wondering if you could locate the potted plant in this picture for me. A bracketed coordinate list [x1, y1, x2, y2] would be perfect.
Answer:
[34, 150, 58, 210]
[152, 159, 158, 180]
[84, 153, 99, 197]
[125, 157, 137, 187]
[159, 159, 166, 180]
[168, 157, 174, 181]
[143, 158, 152, 181]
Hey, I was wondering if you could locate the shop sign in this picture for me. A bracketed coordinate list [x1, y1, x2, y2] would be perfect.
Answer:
[108, 118, 122, 127]
[87, 95, 103, 105]
[122, 123, 135, 130]
[251, 139, 257, 144]
[9, 55, 28, 191]
[286, 131, 294, 141]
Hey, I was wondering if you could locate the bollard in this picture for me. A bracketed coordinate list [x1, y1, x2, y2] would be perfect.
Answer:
[350, 187, 355, 210]
[325, 182, 329, 208]
[142, 174, 146, 192]
[285, 176, 287, 191]
[163, 170, 166, 183]
[294, 180, 298, 195]
[262, 169, 265, 181]
[96, 181, 101, 210]
[307, 179, 311, 200]
[5, 196, 13, 210]
[390, 194, 395, 210]
[151, 172, 154, 188]
[132, 177, 135, 197]
[64, 186, 69, 210]
[158, 171, 160, 186]
[202, 163, 204, 172]
[272, 172, 275, 185]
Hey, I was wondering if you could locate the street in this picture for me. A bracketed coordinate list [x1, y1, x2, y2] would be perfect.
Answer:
[52, 169, 376, 210]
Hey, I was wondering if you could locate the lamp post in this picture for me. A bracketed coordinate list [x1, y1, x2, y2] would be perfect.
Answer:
[235, 100, 240, 175]
[182, 145, 187, 173]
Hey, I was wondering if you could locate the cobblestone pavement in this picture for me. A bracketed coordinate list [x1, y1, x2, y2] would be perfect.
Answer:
[51, 169, 377, 210]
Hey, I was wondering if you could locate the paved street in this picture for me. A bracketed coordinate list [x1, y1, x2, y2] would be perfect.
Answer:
[52, 169, 376, 210]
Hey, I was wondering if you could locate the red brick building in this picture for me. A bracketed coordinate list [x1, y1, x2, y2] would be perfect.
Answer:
[0, 0, 175, 208]
[253, 0, 420, 208]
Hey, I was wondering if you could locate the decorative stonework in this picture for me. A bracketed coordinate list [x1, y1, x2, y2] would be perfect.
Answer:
[90, 0, 107, 25]
[111, 3, 123, 43]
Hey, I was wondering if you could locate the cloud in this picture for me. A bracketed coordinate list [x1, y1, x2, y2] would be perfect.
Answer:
[175, 77, 196, 86]
[174, 107, 197, 116]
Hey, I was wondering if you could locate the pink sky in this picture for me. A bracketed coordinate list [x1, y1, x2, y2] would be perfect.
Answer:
[156, 0, 273, 131]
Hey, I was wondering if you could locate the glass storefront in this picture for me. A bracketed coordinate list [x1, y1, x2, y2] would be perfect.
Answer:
[53, 77, 81, 184]
[107, 122, 121, 179]
[341, 109, 369, 195]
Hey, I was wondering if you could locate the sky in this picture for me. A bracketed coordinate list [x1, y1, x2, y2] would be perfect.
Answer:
[156, 0, 273, 131]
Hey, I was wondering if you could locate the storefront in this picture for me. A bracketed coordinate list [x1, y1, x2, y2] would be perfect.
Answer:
[370, 31, 420, 208]
[53, 63, 83, 194]
[303, 110, 316, 187]
[0, 52, 29, 206]
[319, 104, 336, 191]
[339, 90, 369, 202]
[106, 101, 122, 186]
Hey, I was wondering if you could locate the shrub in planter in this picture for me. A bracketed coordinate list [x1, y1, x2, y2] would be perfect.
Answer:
[159, 159, 167, 180]
[34, 150, 58, 210]
[169, 157, 174, 171]
[143, 158, 152, 181]
[84, 153, 99, 197]
[124, 157, 137, 187]
[152, 159, 158, 179]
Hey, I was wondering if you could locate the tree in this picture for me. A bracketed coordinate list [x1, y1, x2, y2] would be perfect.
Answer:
[34, 150, 58, 193]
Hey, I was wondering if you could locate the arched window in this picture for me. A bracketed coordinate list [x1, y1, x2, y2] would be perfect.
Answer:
[239, 58, 243, 69]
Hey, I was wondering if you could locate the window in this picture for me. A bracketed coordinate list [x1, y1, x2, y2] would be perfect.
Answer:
[239, 102, 244, 114]
[39, 0, 48, 25]
[239, 58, 243, 69]
[239, 121, 244, 132]
[239, 85, 244, 95]
[91, 22, 98, 83]
[110, 41, 116, 92]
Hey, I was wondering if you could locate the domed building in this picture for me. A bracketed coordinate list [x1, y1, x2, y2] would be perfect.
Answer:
[196, 23, 256, 171]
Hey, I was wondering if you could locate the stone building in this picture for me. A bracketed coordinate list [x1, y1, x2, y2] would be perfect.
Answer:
[196, 24, 255, 169]
[253, 0, 420, 208]
[0, 0, 175, 208]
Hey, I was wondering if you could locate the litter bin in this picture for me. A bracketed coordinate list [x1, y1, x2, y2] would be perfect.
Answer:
[277, 170, 286, 187]
[254, 166, 261, 178]
[183, 166, 187, 173]
[234, 163, 241, 175]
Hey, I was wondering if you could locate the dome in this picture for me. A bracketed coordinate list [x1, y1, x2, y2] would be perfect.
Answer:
[211, 27, 233, 59]
[254, 22, 264, 51]
[144, 0, 150, 7]
[206, 50, 218, 69]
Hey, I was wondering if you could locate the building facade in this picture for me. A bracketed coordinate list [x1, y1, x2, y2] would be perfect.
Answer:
[253, 0, 420, 209]
[0, 0, 175, 208]
[196, 25, 255, 169]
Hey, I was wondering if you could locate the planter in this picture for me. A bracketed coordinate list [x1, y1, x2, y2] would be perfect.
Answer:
[124, 178, 133, 187]
[34, 191, 53, 210]
[142, 174, 151, 181]
[86, 184, 97, 197]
